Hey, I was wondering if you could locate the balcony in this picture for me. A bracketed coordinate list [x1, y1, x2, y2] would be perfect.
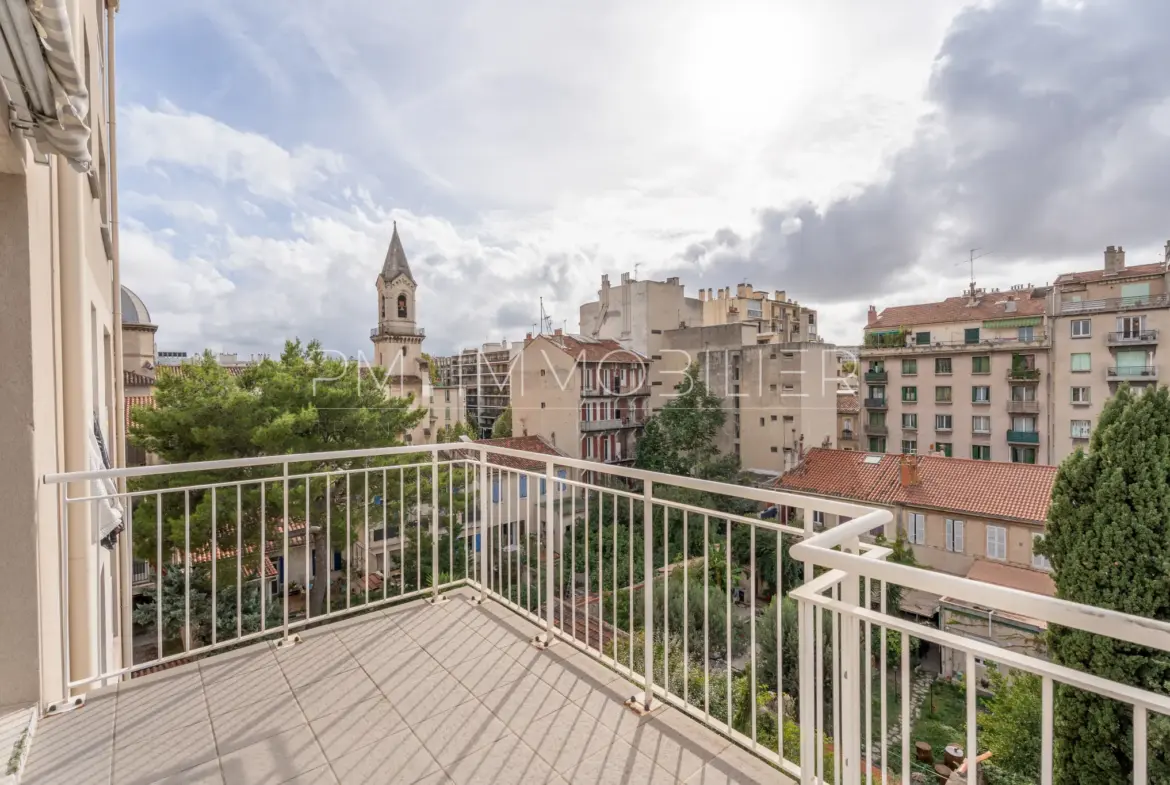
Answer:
[1108, 365, 1159, 381]
[1107, 329, 1159, 347]
[1007, 429, 1041, 444]
[840, 429, 855, 441]
[1007, 400, 1041, 415]
[1059, 292, 1170, 315]
[370, 325, 427, 340]
[863, 397, 888, 410]
[863, 370, 887, 383]
[28, 442, 1170, 785]
[1007, 367, 1041, 382]
[865, 424, 888, 437]
[580, 418, 622, 432]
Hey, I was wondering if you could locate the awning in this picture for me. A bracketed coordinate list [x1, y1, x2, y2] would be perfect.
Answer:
[0, 0, 91, 171]
[983, 316, 1041, 329]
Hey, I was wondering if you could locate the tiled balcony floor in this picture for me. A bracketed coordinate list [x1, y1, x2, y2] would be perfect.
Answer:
[23, 590, 793, 785]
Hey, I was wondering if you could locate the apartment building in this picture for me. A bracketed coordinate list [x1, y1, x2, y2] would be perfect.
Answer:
[837, 391, 860, 450]
[777, 448, 1058, 676]
[651, 323, 838, 471]
[862, 286, 1053, 464]
[510, 331, 649, 464]
[439, 341, 519, 437]
[1049, 244, 1170, 461]
[579, 272, 702, 358]
[699, 283, 818, 342]
[0, 0, 122, 707]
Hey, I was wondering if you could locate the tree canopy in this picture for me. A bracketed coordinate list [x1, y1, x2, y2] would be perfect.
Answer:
[1041, 384, 1170, 783]
[491, 406, 513, 438]
[634, 363, 738, 481]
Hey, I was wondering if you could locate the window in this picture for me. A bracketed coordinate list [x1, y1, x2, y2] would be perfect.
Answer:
[1117, 315, 1144, 339]
[1011, 385, 1036, 402]
[771, 415, 778, 421]
[1071, 420, 1091, 439]
[971, 445, 991, 460]
[945, 519, 965, 553]
[1071, 353, 1091, 372]
[986, 525, 1007, 560]
[972, 386, 991, 403]
[868, 437, 886, 452]
[519, 475, 528, 498]
[902, 359, 917, 375]
[972, 415, 991, 434]
[908, 513, 926, 545]
[1121, 282, 1151, 302]
[935, 414, 953, 431]
[1032, 533, 1052, 571]
[936, 442, 953, 457]
[1011, 446, 1037, 464]
[1012, 416, 1037, 432]
[915, 331, 931, 345]
[540, 402, 546, 409]
[902, 413, 918, 429]
[868, 412, 886, 428]
[770, 446, 778, 453]
[760, 417, 765, 426]
[492, 478, 501, 504]
[1018, 326, 1035, 341]
[870, 385, 886, 400]
[812, 511, 825, 530]
[935, 357, 952, 374]
[1071, 387, 1091, 405]
[397, 293, 408, 318]
[1071, 319, 1091, 338]
[972, 356, 990, 374]
[769, 384, 777, 392]
[964, 328, 980, 344]
[935, 386, 952, 403]
[901, 440, 917, 455]
[902, 386, 917, 402]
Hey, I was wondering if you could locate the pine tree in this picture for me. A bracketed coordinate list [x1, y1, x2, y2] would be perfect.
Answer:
[491, 406, 512, 438]
[1041, 384, 1170, 783]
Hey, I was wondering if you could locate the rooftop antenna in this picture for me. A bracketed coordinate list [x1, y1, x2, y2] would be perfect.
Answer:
[633, 263, 640, 280]
[956, 248, 992, 296]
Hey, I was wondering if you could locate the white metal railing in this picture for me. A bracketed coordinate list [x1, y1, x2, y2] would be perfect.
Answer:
[789, 516, 1170, 785]
[42, 442, 1170, 783]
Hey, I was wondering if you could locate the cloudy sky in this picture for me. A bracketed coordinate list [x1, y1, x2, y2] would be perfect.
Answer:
[116, 0, 1170, 357]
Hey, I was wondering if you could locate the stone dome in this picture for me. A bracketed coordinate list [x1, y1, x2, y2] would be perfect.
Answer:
[120, 286, 153, 326]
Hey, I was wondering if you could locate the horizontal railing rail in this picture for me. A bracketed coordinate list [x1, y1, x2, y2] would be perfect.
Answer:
[1107, 329, 1159, 344]
[1108, 365, 1158, 378]
[1060, 293, 1170, 314]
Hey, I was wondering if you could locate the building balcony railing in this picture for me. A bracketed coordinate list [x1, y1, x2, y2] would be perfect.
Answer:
[1007, 367, 1041, 382]
[32, 443, 1170, 785]
[866, 423, 888, 436]
[863, 370, 887, 383]
[863, 397, 888, 410]
[1007, 429, 1041, 444]
[1060, 292, 1170, 315]
[1107, 330, 1159, 346]
[580, 418, 622, 432]
[840, 429, 855, 441]
[1108, 365, 1159, 381]
[370, 325, 426, 339]
[1007, 399, 1041, 414]
[862, 333, 1050, 355]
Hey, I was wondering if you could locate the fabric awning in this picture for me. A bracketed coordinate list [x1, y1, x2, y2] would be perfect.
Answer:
[0, 0, 91, 171]
[983, 316, 1041, 329]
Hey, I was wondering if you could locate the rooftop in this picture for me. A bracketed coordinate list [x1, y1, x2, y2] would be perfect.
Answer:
[470, 435, 569, 471]
[775, 448, 1058, 524]
[867, 289, 1047, 331]
[23, 591, 786, 785]
[835, 392, 859, 414]
[534, 333, 647, 364]
[1054, 260, 1166, 287]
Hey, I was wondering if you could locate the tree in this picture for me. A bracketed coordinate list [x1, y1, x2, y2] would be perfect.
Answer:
[1040, 384, 1170, 783]
[436, 421, 476, 443]
[979, 669, 1042, 783]
[634, 363, 738, 481]
[129, 342, 435, 619]
[491, 406, 513, 438]
[421, 352, 440, 385]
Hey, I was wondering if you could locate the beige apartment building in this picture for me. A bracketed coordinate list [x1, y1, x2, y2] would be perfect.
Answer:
[579, 272, 702, 360]
[862, 286, 1053, 464]
[837, 391, 860, 450]
[370, 223, 466, 444]
[698, 283, 818, 342]
[510, 331, 649, 464]
[0, 0, 123, 708]
[650, 323, 838, 471]
[777, 448, 1058, 676]
[1049, 244, 1170, 462]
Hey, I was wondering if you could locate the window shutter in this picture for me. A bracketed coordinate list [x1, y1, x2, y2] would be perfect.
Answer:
[954, 521, 964, 552]
[945, 519, 953, 551]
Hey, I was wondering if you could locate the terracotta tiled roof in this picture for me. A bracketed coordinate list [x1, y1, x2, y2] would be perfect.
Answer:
[187, 520, 307, 578]
[836, 393, 859, 414]
[156, 364, 249, 379]
[125, 370, 155, 387]
[1054, 261, 1166, 286]
[537, 334, 646, 364]
[125, 395, 155, 432]
[868, 290, 1047, 330]
[775, 448, 1057, 524]
[469, 435, 569, 471]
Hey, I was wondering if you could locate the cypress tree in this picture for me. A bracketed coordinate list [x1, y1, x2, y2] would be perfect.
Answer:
[1042, 385, 1170, 783]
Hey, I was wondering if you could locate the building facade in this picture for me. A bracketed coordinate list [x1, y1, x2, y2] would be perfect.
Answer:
[0, 0, 122, 707]
[1049, 244, 1170, 462]
[837, 391, 860, 450]
[698, 283, 818, 342]
[579, 272, 702, 358]
[443, 341, 519, 437]
[510, 331, 649, 463]
[861, 286, 1053, 464]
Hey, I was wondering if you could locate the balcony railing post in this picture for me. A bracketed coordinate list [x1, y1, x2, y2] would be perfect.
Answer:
[541, 459, 556, 646]
[478, 448, 489, 604]
[839, 535, 862, 784]
[428, 449, 446, 605]
[642, 479, 654, 712]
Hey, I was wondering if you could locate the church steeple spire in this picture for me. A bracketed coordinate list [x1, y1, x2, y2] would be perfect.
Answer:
[379, 221, 416, 284]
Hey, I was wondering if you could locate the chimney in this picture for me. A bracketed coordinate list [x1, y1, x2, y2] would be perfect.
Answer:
[707, 288, 713, 299]
[1164, 240, 1170, 265]
[735, 283, 747, 298]
[554, 328, 563, 336]
[525, 332, 533, 341]
[866, 305, 878, 326]
[699, 289, 707, 302]
[899, 454, 920, 487]
[1105, 245, 1126, 274]
[621, 272, 631, 285]
[774, 290, 786, 302]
